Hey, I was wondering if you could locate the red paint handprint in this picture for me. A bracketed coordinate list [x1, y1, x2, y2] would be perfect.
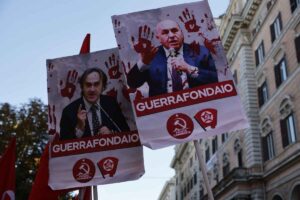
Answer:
[132, 25, 158, 65]
[105, 54, 122, 79]
[48, 105, 58, 135]
[199, 33, 221, 55]
[131, 25, 154, 53]
[60, 70, 78, 99]
[179, 8, 200, 32]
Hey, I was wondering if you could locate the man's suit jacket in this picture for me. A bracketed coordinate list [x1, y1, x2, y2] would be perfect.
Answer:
[127, 43, 218, 97]
[59, 95, 130, 140]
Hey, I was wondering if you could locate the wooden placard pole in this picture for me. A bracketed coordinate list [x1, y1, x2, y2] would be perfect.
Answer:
[193, 140, 214, 200]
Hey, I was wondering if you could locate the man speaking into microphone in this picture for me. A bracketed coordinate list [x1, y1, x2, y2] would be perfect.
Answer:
[127, 19, 218, 97]
[59, 68, 130, 140]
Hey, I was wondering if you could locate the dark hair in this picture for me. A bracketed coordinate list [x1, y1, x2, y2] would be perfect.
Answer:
[79, 67, 108, 90]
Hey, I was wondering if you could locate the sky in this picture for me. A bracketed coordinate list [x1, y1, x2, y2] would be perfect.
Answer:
[0, 0, 229, 199]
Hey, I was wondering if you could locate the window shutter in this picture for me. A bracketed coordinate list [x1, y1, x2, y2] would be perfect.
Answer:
[262, 41, 265, 57]
[274, 63, 281, 87]
[280, 119, 289, 148]
[255, 49, 259, 66]
[290, 0, 297, 13]
[270, 23, 275, 42]
[262, 136, 269, 161]
[278, 13, 282, 31]
[295, 36, 300, 62]
[258, 86, 263, 107]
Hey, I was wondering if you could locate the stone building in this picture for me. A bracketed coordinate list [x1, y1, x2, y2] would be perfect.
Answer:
[168, 0, 300, 199]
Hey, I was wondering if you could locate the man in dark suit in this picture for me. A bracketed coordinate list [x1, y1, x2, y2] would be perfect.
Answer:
[127, 19, 218, 97]
[59, 68, 129, 140]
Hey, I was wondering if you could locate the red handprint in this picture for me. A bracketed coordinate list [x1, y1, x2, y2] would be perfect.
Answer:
[48, 105, 58, 135]
[131, 25, 155, 53]
[198, 33, 221, 55]
[60, 70, 78, 99]
[179, 8, 200, 32]
[105, 54, 122, 79]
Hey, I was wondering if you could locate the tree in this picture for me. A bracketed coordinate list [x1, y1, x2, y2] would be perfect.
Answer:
[0, 99, 49, 200]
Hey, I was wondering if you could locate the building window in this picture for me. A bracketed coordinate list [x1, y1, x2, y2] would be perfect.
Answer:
[222, 153, 230, 177]
[255, 41, 265, 67]
[290, 0, 300, 13]
[205, 144, 210, 162]
[212, 136, 218, 154]
[294, 35, 300, 62]
[180, 172, 184, 180]
[199, 186, 204, 199]
[281, 114, 297, 148]
[274, 57, 288, 88]
[262, 132, 275, 161]
[270, 13, 282, 43]
[258, 81, 269, 107]
[222, 132, 229, 143]
[238, 150, 243, 167]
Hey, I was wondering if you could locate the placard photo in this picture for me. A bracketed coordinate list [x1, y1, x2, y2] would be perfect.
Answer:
[46, 48, 144, 189]
[112, 0, 248, 149]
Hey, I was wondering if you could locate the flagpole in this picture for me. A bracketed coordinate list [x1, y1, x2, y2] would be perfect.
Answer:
[193, 140, 214, 200]
[93, 186, 98, 200]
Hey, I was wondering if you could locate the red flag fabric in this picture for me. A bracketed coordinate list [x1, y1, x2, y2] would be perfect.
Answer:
[79, 34, 90, 54]
[28, 142, 74, 200]
[0, 137, 16, 200]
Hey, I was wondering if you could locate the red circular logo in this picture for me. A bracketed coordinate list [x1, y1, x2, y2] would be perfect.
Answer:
[72, 158, 95, 183]
[166, 113, 194, 139]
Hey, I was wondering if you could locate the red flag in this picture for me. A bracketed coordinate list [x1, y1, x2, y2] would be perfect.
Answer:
[0, 137, 16, 200]
[28, 142, 74, 200]
[79, 34, 91, 54]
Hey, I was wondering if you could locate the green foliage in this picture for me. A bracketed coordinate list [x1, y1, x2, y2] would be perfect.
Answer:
[0, 99, 49, 200]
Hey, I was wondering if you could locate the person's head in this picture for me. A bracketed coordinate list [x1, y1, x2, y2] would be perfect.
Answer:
[156, 19, 184, 51]
[79, 68, 107, 104]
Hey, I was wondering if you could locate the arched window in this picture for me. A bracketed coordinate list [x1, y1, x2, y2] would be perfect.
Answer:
[279, 96, 297, 148]
[272, 194, 283, 200]
[261, 116, 275, 161]
[291, 184, 300, 200]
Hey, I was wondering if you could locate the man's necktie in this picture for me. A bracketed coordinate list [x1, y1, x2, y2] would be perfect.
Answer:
[169, 49, 183, 92]
[91, 104, 101, 135]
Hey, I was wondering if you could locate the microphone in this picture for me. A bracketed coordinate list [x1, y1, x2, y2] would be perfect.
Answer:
[169, 48, 182, 75]
[169, 48, 177, 58]
[99, 105, 122, 132]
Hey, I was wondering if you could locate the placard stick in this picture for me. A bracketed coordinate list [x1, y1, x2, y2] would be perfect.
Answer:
[193, 140, 214, 200]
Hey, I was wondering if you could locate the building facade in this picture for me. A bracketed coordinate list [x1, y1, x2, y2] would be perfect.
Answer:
[168, 0, 300, 199]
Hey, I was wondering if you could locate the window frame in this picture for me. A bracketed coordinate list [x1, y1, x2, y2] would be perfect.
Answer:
[255, 41, 265, 67]
[258, 81, 269, 107]
[274, 57, 288, 87]
[281, 113, 297, 148]
[270, 13, 282, 42]
[262, 132, 276, 162]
